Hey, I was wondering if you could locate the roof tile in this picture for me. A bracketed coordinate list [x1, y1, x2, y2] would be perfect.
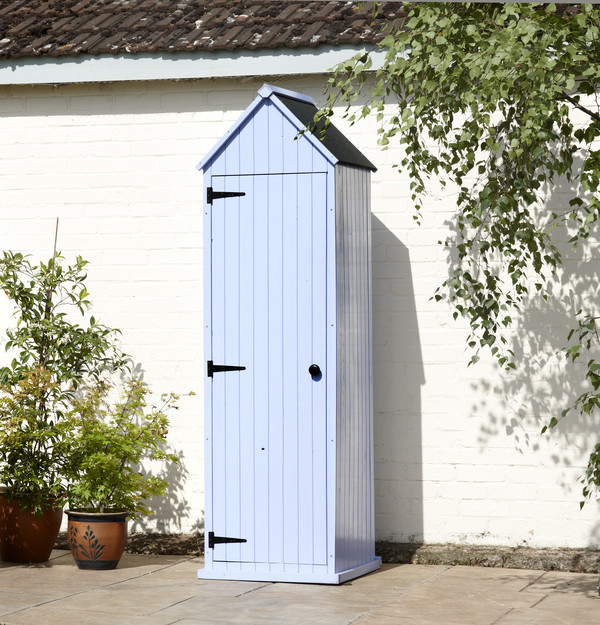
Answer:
[0, 1, 405, 59]
[0, 1, 27, 18]
[71, 0, 97, 12]
[90, 29, 127, 52]
[20, 34, 53, 55]
[8, 15, 38, 36]
[51, 15, 94, 35]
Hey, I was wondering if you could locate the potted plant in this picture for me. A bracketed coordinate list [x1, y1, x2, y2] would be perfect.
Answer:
[0, 368, 68, 562]
[64, 378, 182, 570]
[0, 251, 127, 562]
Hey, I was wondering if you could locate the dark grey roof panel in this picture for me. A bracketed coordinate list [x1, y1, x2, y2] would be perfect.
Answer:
[275, 93, 377, 172]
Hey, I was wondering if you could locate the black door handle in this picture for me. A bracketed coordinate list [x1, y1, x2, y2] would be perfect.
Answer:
[308, 364, 321, 377]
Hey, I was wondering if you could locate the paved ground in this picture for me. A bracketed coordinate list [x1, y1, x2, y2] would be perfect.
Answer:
[0, 550, 598, 624]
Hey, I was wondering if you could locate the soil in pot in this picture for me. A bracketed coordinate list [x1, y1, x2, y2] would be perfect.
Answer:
[0, 493, 63, 563]
[67, 510, 128, 570]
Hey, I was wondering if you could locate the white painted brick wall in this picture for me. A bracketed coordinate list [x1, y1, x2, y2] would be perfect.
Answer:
[0, 75, 598, 547]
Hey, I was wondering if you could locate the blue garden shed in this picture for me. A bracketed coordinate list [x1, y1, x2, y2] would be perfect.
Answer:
[197, 84, 380, 584]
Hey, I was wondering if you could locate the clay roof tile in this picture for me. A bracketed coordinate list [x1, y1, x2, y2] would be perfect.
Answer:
[0, 1, 405, 59]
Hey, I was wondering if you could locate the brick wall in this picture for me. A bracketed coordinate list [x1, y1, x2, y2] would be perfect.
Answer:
[0, 76, 597, 546]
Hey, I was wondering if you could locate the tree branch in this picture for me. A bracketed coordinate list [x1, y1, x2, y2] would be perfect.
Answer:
[561, 90, 600, 125]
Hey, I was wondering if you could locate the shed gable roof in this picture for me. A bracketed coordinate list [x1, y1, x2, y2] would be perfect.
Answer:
[0, 1, 405, 59]
[197, 84, 376, 173]
[274, 91, 376, 172]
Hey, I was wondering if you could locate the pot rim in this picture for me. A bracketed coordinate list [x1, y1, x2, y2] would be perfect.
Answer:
[66, 509, 130, 518]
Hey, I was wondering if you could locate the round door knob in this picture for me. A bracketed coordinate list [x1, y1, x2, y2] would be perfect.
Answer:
[308, 364, 321, 377]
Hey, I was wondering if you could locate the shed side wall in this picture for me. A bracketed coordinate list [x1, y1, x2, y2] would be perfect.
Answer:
[334, 165, 376, 572]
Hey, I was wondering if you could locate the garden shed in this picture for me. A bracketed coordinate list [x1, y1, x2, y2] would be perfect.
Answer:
[197, 84, 381, 584]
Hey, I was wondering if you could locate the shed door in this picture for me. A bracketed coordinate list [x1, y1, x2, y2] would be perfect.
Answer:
[209, 172, 328, 567]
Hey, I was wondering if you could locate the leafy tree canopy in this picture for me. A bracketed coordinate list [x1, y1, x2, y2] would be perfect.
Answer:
[318, 2, 600, 504]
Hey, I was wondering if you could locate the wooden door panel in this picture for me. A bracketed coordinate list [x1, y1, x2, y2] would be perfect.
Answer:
[210, 173, 327, 566]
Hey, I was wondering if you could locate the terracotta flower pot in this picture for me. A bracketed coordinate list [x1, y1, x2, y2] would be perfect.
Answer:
[0, 493, 63, 563]
[67, 510, 129, 570]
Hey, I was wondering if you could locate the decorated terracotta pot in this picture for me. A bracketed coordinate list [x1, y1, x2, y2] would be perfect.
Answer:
[67, 510, 128, 570]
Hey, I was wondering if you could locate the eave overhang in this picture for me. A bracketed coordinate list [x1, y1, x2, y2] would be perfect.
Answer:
[0, 45, 386, 86]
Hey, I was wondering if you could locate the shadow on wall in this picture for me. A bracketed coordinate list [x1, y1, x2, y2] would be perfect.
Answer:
[129, 448, 192, 534]
[371, 214, 425, 543]
[444, 167, 600, 546]
[114, 363, 194, 534]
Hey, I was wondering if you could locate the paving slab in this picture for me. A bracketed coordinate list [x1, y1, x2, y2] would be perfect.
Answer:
[0, 551, 597, 625]
[352, 566, 599, 625]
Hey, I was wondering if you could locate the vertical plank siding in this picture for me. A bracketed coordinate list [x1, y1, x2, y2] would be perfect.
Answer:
[211, 100, 329, 176]
[335, 165, 376, 573]
[208, 172, 328, 571]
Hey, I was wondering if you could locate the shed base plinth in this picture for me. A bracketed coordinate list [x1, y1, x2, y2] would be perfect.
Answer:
[197, 557, 381, 585]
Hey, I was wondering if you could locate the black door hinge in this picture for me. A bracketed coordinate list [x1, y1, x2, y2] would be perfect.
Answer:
[208, 531, 247, 549]
[207, 360, 246, 377]
[207, 187, 246, 204]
